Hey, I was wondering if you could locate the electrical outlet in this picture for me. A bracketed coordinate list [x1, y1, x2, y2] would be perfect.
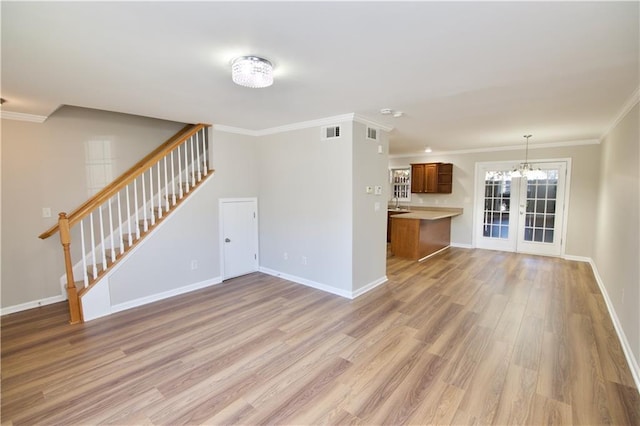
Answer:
[190, 260, 198, 270]
[374, 185, 382, 195]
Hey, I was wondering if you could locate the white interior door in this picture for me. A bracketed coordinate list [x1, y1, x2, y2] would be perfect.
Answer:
[475, 161, 568, 256]
[220, 198, 258, 280]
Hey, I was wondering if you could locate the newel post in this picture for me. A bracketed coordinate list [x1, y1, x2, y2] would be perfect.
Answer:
[59, 213, 81, 324]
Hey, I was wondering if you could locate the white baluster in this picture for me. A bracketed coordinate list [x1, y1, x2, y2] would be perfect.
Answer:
[195, 131, 202, 182]
[149, 166, 155, 225]
[156, 161, 162, 219]
[117, 192, 124, 256]
[201, 128, 208, 176]
[108, 198, 115, 261]
[99, 204, 107, 268]
[190, 135, 196, 186]
[177, 144, 184, 198]
[134, 178, 140, 239]
[90, 212, 98, 278]
[170, 150, 176, 205]
[142, 172, 148, 232]
[183, 142, 190, 193]
[80, 219, 88, 288]
[164, 156, 170, 210]
[126, 185, 133, 246]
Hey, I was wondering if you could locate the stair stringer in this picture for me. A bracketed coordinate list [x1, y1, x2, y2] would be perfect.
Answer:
[80, 173, 221, 321]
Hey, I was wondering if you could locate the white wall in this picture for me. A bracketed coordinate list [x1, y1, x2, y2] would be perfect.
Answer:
[352, 122, 388, 291]
[389, 143, 601, 256]
[593, 102, 639, 373]
[1, 106, 185, 309]
[257, 123, 353, 294]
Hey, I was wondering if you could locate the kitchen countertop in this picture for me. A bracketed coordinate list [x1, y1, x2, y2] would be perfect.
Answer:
[391, 210, 462, 221]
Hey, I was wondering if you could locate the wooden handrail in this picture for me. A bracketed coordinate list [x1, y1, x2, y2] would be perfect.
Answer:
[39, 123, 210, 239]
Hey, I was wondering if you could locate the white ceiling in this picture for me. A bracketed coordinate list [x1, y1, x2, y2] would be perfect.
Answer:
[2, 2, 638, 154]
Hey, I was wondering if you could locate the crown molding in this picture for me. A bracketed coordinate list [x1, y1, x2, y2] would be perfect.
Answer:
[353, 114, 394, 132]
[0, 110, 48, 123]
[389, 139, 600, 159]
[213, 112, 394, 138]
[212, 124, 260, 136]
[256, 113, 355, 136]
[600, 86, 640, 140]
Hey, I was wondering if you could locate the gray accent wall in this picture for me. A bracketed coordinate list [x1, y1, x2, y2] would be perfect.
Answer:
[352, 122, 388, 291]
[257, 124, 354, 293]
[593, 103, 639, 371]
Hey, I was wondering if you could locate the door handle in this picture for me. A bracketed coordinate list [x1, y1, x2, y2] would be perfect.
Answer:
[225, 238, 231, 243]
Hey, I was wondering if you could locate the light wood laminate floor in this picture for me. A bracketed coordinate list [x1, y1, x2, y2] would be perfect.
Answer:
[2, 248, 638, 425]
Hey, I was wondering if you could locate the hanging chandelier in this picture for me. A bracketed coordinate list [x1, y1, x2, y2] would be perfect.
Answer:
[512, 134, 542, 179]
[231, 56, 273, 88]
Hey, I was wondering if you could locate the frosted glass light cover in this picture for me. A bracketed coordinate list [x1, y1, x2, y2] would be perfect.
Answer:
[231, 56, 273, 88]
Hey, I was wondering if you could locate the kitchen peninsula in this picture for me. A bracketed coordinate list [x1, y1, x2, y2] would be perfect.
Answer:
[390, 207, 462, 261]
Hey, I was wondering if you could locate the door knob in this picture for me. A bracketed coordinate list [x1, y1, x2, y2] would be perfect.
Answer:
[225, 238, 231, 243]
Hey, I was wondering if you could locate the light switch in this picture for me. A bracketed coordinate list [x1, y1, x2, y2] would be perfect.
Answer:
[374, 202, 380, 211]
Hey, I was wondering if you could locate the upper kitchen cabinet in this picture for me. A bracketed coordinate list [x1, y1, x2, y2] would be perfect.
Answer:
[410, 162, 453, 194]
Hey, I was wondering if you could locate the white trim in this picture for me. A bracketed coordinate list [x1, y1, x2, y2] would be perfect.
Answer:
[213, 113, 393, 137]
[587, 258, 640, 391]
[0, 110, 48, 123]
[601, 86, 640, 140]
[110, 277, 222, 315]
[418, 245, 450, 262]
[390, 139, 599, 159]
[1, 295, 66, 316]
[259, 267, 352, 299]
[562, 254, 591, 262]
[351, 276, 388, 298]
[353, 114, 394, 132]
[212, 125, 259, 136]
[259, 267, 388, 299]
[450, 242, 473, 249]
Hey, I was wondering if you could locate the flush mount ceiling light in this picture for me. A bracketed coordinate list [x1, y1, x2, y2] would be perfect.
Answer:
[424, 147, 432, 153]
[380, 108, 403, 117]
[231, 56, 273, 88]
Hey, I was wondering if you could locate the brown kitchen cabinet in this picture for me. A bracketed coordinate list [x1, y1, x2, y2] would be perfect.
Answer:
[410, 162, 453, 194]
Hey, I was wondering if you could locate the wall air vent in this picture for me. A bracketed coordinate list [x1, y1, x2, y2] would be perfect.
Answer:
[322, 125, 341, 140]
[367, 127, 378, 141]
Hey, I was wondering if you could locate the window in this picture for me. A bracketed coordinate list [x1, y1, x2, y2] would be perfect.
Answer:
[390, 168, 411, 201]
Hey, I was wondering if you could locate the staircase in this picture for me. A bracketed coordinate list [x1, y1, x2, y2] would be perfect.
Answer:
[39, 123, 213, 323]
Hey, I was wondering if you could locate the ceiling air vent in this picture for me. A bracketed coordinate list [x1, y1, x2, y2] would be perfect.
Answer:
[367, 127, 378, 141]
[322, 125, 341, 140]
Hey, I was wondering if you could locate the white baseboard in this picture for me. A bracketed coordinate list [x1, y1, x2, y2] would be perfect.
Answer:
[110, 276, 223, 315]
[259, 267, 353, 298]
[450, 242, 473, 249]
[562, 254, 591, 262]
[258, 267, 388, 300]
[352, 276, 388, 298]
[586, 258, 640, 392]
[1, 295, 66, 316]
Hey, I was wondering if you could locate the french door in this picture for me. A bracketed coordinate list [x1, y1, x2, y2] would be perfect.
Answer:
[475, 161, 568, 256]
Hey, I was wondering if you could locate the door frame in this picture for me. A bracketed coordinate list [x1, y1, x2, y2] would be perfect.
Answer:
[219, 197, 259, 280]
[472, 158, 572, 256]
